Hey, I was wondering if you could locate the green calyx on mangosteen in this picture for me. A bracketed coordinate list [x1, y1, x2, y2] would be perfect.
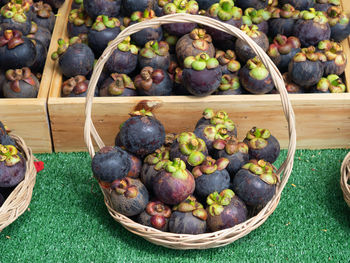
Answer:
[163, 0, 199, 15]
[315, 74, 346, 93]
[100, 73, 135, 97]
[1, 2, 27, 23]
[192, 156, 229, 178]
[116, 36, 138, 54]
[139, 40, 170, 70]
[0, 144, 21, 167]
[317, 40, 347, 76]
[207, 189, 234, 216]
[173, 195, 207, 221]
[217, 74, 241, 95]
[184, 52, 219, 71]
[196, 108, 236, 133]
[327, 6, 350, 42]
[207, 0, 242, 21]
[215, 49, 241, 75]
[131, 8, 157, 22]
[241, 159, 278, 185]
[68, 7, 93, 27]
[242, 7, 271, 34]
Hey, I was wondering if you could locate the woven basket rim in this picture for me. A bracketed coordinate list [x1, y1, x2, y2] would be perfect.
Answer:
[83, 13, 297, 249]
[340, 152, 350, 207]
[0, 134, 37, 232]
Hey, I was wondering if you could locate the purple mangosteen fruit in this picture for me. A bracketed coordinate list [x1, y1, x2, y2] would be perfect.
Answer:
[216, 74, 242, 95]
[278, 0, 315, 10]
[110, 177, 149, 217]
[0, 29, 36, 70]
[27, 21, 51, 49]
[105, 36, 138, 75]
[154, 0, 172, 16]
[232, 159, 278, 207]
[242, 8, 271, 34]
[121, 0, 155, 16]
[162, 0, 199, 36]
[268, 4, 300, 38]
[137, 200, 172, 231]
[118, 109, 165, 157]
[83, 0, 121, 19]
[130, 9, 163, 47]
[43, 0, 65, 9]
[67, 7, 93, 38]
[327, 6, 350, 43]
[235, 25, 269, 64]
[32, 1, 56, 32]
[182, 53, 221, 97]
[153, 158, 195, 205]
[235, 0, 268, 10]
[317, 40, 346, 76]
[0, 122, 15, 146]
[196, 0, 219, 10]
[215, 50, 241, 75]
[61, 75, 89, 97]
[71, 0, 83, 10]
[138, 40, 170, 71]
[311, 74, 346, 93]
[206, 189, 248, 232]
[172, 67, 189, 95]
[51, 36, 95, 78]
[282, 72, 305, 93]
[239, 56, 275, 94]
[243, 127, 280, 164]
[314, 0, 340, 12]
[2, 67, 39, 98]
[29, 38, 47, 73]
[163, 32, 178, 54]
[134, 66, 173, 96]
[99, 73, 137, 96]
[0, 2, 32, 35]
[168, 195, 207, 234]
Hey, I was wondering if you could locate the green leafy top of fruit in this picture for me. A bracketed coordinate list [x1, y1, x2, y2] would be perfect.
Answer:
[144, 146, 170, 166]
[293, 46, 326, 63]
[176, 132, 206, 166]
[163, 0, 199, 15]
[299, 8, 328, 24]
[192, 156, 229, 178]
[131, 8, 157, 22]
[316, 74, 346, 93]
[184, 53, 219, 71]
[116, 37, 138, 55]
[247, 57, 270, 81]
[0, 2, 27, 22]
[327, 6, 349, 26]
[0, 144, 21, 167]
[111, 178, 138, 198]
[219, 74, 240, 91]
[173, 195, 207, 220]
[270, 4, 300, 19]
[242, 7, 271, 26]
[165, 158, 189, 180]
[213, 136, 249, 155]
[207, 189, 235, 216]
[140, 41, 169, 58]
[245, 127, 271, 150]
[208, 0, 242, 21]
[91, 15, 120, 31]
[68, 7, 93, 27]
[107, 73, 135, 96]
[216, 50, 241, 73]
[242, 159, 278, 185]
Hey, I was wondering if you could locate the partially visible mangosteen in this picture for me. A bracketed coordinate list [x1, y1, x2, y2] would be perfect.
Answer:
[43, 0, 65, 9]
[268, 4, 300, 37]
[314, 0, 340, 12]
[196, 0, 219, 10]
[83, 0, 121, 19]
[242, 8, 271, 34]
[121, 0, 155, 16]
[154, 0, 172, 16]
[215, 50, 241, 75]
[137, 200, 172, 231]
[317, 40, 346, 76]
[282, 72, 305, 93]
[311, 74, 346, 93]
[172, 67, 188, 95]
[235, 0, 268, 10]
[71, 0, 83, 9]
[27, 21, 51, 49]
[278, 0, 315, 10]
[67, 7, 93, 38]
[61, 75, 89, 97]
[216, 74, 242, 95]
[0, 2, 32, 35]
[163, 32, 178, 54]
[29, 38, 47, 73]
[32, 1, 56, 32]
[99, 73, 137, 96]
[138, 41, 170, 71]
[327, 6, 350, 42]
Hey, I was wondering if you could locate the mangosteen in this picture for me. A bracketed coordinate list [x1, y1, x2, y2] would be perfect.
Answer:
[206, 189, 248, 232]
[43, 0, 65, 9]
[172, 67, 189, 95]
[141, 147, 170, 191]
[268, 4, 300, 37]
[61, 75, 89, 97]
[243, 127, 280, 164]
[137, 200, 172, 231]
[317, 40, 346, 76]
[163, 32, 178, 54]
[130, 9, 163, 47]
[83, 0, 121, 19]
[312, 74, 346, 93]
[169, 132, 208, 169]
[239, 57, 274, 94]
[278, 0, 315, 10]
[154, 0, 172, 16]
[0, 29, 36, 70]
[182, 53, 221, 97]
[118, 109, 165, 157]
[0, 2, 32, 35]
[0, 122, 15, 146]
[268, 35, 301, 73]
[192, 156, 230, 200]
[88, 15, 121, 56]
[293, 8, 330, 47]
[2, 67, 39, 98]
[314, 0, 340, 12]
[0, 192, 4, 207]
[67, 7, 93, 38]
[216, 74, 242, 95]
[122, 0, 155, 16]
[232, 159, 278, 207]
[51, 36, 95, 78]
[327, 6, 350, 42]
[242, 8, 271, 34]
[99, 73, 137, 96]
[196, 0, 219, 10]
[71, 0, 83, 9]
[153, 158, 195, 205]
[138, 41, 170, 71]
[169, 195, 207, 234]
[0, 144, 26, 188]
[162, 0, 199, 36]
[105, 36, 138, 75]
[212, 136, 249, 175]
[203, 0, 242, 49]
[32, 1, 56, 32]
[282, 72, 305, 93]
[235, 0, 268, 10]
[134, 66, 173, 96]
[288, 46, 325, 87]
[176, 28, 215, 68]
[215, 50, 241, 75]
[30, 39, 47, 73]
[235, 25, 269, 63]
[110, 178, 149, 217]
[27, 21, 51, 49]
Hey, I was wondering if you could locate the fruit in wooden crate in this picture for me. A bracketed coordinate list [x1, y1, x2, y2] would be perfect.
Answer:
[235, 0, 268, 10]
[0, 2, 32, 34]
[67, 6, 92, 38]
[232, 159, 278, 207]
[215, 49, 241, 75]
[30, 38, 47, 73]
[43, 0, 65, 10]
[83, 0, 121, 20]
[279, 0, 315, 10]
[282, 72, 305, 93]
[268, 4, 300, 37]
[99, 73, 137, 97]
[168, 195, 207, 234]
[27, 21, 51, 48]
[317, 40, 347, 76]
[137, 200, 172, 231]
[32, 1, 56, 32]
[314, 0, 340, 12]
[242, 7, 271, 34]
[138, 41, 170, 71]
[327, 6, 350, 42]
[216, 74, 242, 95]
[61, 75, 89, 97]
[311, 74, 346, 93]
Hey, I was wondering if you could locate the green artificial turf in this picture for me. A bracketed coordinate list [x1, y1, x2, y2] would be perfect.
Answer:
[0, 149, 349, 263]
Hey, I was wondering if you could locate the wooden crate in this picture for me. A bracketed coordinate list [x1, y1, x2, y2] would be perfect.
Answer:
[0, 3, 69, 153]
[48, 0, 350, 152]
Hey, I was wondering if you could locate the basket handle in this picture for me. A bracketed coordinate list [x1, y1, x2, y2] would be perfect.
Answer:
[84, 13, 297, 193]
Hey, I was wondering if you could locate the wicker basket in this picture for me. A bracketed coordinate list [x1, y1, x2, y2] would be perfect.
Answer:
[84, 14, 297, 249]
[0, 134, 37, 231]
[340, 152, 350, 207]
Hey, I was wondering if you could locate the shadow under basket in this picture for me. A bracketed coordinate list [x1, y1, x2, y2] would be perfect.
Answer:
[341, 152, 350, 207]
[84, 14, 297, 249]
[0, 134, 37, 231]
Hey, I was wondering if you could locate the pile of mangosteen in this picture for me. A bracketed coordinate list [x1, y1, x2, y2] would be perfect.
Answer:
[54, 0, 349, 97]
[0, 0, 66, 98]
[91, 106, 281, 234]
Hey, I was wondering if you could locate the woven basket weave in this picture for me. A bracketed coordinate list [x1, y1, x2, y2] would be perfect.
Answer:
[0, 134, 37, 231]
[340, 152, 350, 207]
[84, 14, 297, 249]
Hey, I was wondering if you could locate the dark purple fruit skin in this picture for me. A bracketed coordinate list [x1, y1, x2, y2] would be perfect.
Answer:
[169, 211, 206, 234]
[183, 68, 222, 97]
[235, 0, 268, 9]
[153, 169, 195, 205]
[3, 75, 40, 98]
[217, 87, 243, 95]
[99, 77, 137, 97]
[131, 26, 163, 48]
[279, 0, 314, 10]
[330, 22, 350, 43]
[29, 25, 52, 49]
[0, 70, 5, 97]
[323, 60, 346, 76]
[137, 210, 169, 231]
[122, 0, 154, 16]
[173, 82, 190, 95]
[314, 3, 332, 12]
[288, 59, 323, 87]
[88, 27, 121, 56]
[0, 16, 32, 35]
[105, 49, 138, 75]
[214, 151, 249, 176]
[310, 85, 330, 93]
[268, 18, 296, 38]
[71, 1, 82, 10]
[138, 53, 170, 71]
[232, 168, 276, 207]
[197, 0, 220, 10]
[59, 43, 95, 78]
[206, 195, 248, 232]
[0, 158, 26, 188]
[235, 33, 269, 63]
[195, 170, 230, 200]
[239, 66, 274, 94]
[30, 39, 48, 73]
[91, 146, 131, 183]
[137, 70, 173, 96]
[203, 17, 242, 43]
[84, 0, 121, 19]
[44, 0, 65, 9]
[244, 135, 281, 164]
[0, 192, 4, 207]
[162, 23, 197, 37]
[277, 47, 300, 73]
[0, 37, 36, 70]
[140, 163, 159, 191]
[293, 20, 330, 47]
[32, 12, 56, 32]
[67, 22, 89, 38]
[119, 115, 165, 157]
[110, 179, 149, 217]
